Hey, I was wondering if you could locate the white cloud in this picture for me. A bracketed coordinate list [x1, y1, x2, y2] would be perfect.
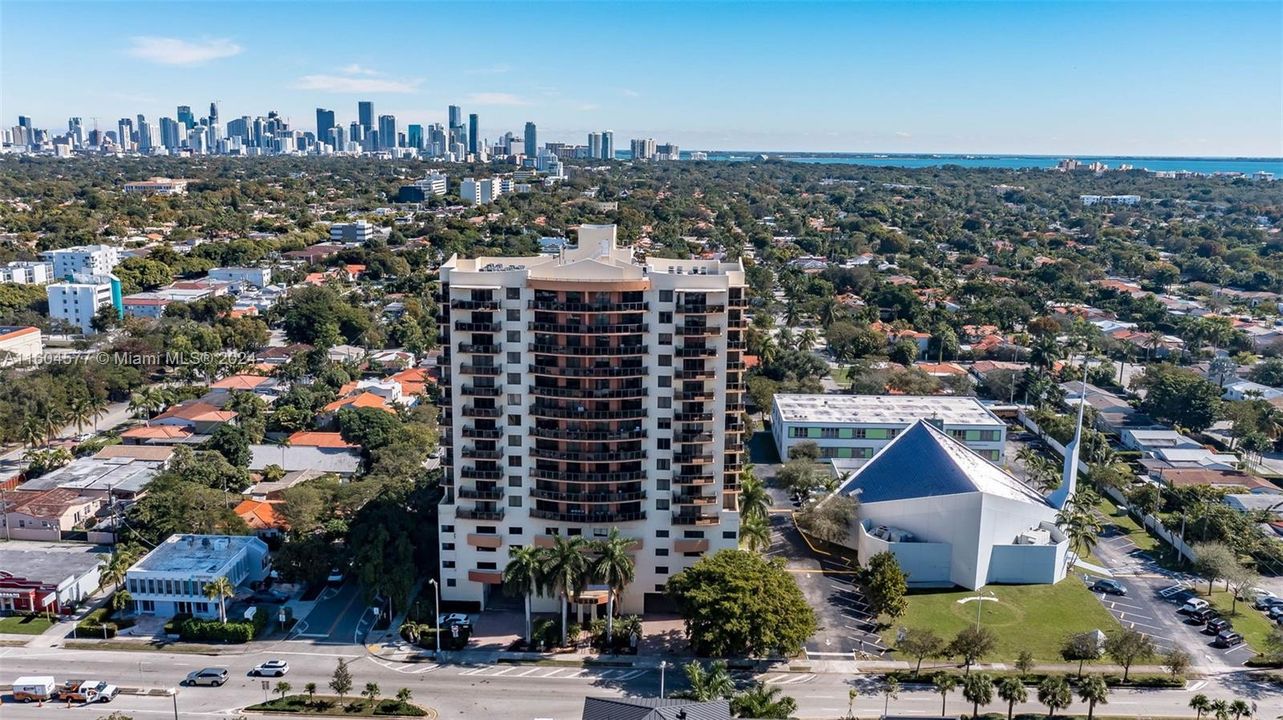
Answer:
[895, 131, 912, 138]
[339, 64, 380, 76]
[619, 89, 640, 98]
[465, 92, 530, 106]
[126, 36, 243, 65]
[466, 63, 511, 75]
[293, 74, 421, 94]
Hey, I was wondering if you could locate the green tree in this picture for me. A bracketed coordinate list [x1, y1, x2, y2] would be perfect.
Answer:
[590, 528, 636, 648]
[795, 494, 858, 544]
[1192, 541, 1238, 595]
[329, 659, 352, 701]
[730, 682, 797, 719]
[542, 535, 589, 647]
[396, 687, 413, 705]
[898, 628, 945, 676]
[274, 681, 291, 701]
[1135, 364, 1223, 432]
[739, 473, 771, 523]
[739, 515, 771, 552]
[361, 682, 380, 709]
[996, 676, 1028, 720]
[862, 551, 909, 620]
[947, 626, 997, 674]
[665, 549, 818, 657]
[961, 673, 994, 720]
[673, 660, 734, 701]
[1037, 675, 1072, 719]
[1189, 694, 1211, 720]
[932, 673, 957, 716]
[1077, 675, 1110, 720]
[1162, 648, 1191, 679]
[206, 424, 251, 468]
[502, 545, 546, 645]
[111, 589, 133, 613]
[1103, 628, 1155, 682]
[305, 682, 317, 703]
[202, 576, 235, 624]
[1060, 631, 1102, 677]
[1015, 650, 1035, 678]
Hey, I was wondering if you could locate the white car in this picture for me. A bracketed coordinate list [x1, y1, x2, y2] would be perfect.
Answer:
[437, 613, 469, 627]
[1180, 598, 1210, 614]
[251, 660, 289, 677]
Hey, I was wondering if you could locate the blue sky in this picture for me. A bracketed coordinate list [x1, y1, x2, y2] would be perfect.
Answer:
[2, 1, 1280, 155]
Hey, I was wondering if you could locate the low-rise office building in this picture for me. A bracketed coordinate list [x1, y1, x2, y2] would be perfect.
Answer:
[329, 220, 374, 244]
[771, 394, 1007, 463]
[125, 534, 269, 618]
[0, 541, 106, 615]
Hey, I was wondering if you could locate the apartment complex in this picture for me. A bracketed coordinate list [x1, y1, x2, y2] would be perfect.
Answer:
[771, 394, 1008, 463]
[437, 224, 748, 613]
[0, 261, 53, 284]
[41, 244, 121, 278]
[46, 274, 120, 334]
[329, 220, 375, 244]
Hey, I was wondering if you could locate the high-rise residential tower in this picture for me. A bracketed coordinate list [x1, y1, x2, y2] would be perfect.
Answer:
[587, 132, 602, 160]
[467, 113, 479, 155]
[523, 122, 537, 158]
[378, 114, 398, 149]
[176, 105, 195, 129]
[436, 224, 749, 612]
[316, 108, 335, 146]
[358, 101, 374, 133]
[601, 131, 614, 160]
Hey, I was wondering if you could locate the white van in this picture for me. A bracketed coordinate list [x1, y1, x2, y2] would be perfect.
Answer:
[12, 676, 56, 703]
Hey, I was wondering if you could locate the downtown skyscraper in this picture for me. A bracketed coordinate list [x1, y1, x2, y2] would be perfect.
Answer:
[316, 108, 335, 146]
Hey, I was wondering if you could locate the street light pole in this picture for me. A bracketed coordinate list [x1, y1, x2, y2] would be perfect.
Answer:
[169, 688, 178, 720]
[427, 578, 440, 655]
[659, 661, 669, 699]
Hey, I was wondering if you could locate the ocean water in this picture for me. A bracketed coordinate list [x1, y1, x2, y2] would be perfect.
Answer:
[699, 153, 1283, 175]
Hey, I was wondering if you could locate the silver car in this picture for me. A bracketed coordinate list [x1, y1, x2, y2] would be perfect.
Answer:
[184, 668, 228, 687]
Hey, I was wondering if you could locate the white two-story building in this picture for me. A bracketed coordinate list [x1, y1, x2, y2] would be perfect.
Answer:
[125, 534, 269, 619]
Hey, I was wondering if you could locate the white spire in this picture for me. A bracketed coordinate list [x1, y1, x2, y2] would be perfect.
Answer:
[1048, 368, 1088, 509]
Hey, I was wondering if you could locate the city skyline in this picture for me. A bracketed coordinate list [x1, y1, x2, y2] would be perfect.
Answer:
[2, 1, 1280, 156]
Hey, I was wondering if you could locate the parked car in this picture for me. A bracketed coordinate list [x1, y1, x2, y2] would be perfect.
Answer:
[437, 613, 469, 627]
[1255, 596, 1283, 611]
[251, 660, 289, 677]
[1205, 617, 1233, 635]
[12, 676, 56, 703]
[1187, 607, 1219, 625]
[1091, 579, 1127, 596]
[249, 589, 289, 604]
[184, 668, 229, 687]
[327, 568, 345, 585]
[1267, 605, 1283, 620]
[1214, 630, 1244, 648]
[1180, 598, 1210, 614]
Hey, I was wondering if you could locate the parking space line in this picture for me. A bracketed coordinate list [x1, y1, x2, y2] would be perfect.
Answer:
[489, 667, 515, 676]
[515, 667, 541, 677]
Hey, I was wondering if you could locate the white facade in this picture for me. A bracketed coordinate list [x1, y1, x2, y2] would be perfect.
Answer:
[771, 394, 1007, 463]
[42, 245, 121, 278]
[122, 177, 189, 195]
[46, 276, 115, 334]
[329, 221, 374, 244]
[125, 534, 269, 619]
[460, 177, 501, 205]
[833, 420, 1068, 590]
[0, 261, 53, 284]
[0, 326, 42, 363]
[412, 172, 448, 196]
[438, 224, 749, 613]
[209, 266, 273, 288]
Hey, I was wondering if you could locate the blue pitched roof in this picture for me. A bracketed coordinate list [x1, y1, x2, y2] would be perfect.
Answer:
[836, 420, 1051, 506]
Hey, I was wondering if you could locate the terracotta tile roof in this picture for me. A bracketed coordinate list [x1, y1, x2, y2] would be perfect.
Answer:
[154, 401, 238, 423]
[1159, 468, 1279, 493]
[389, 367, 431, 396]
[234, 499, 286, 530]
[210, 374, 272, 391]
[121, 425, 193, 440]
[0, 326, 39, 341]
[2, 488, 97, 517]
[322, 391, 392, 414]
[286, 431, 357, 449]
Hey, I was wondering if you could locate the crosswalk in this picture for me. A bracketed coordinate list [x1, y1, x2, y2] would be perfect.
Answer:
[366, 657, 816, 685]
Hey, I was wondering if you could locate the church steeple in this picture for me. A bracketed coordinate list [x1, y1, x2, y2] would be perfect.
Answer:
[1048, 373, 1087, 509]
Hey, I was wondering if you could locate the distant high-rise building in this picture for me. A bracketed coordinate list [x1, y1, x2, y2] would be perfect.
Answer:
[136, 115, 153, 151]
[349, 120, 363, 145]
[330, 125, 347, 151]
[524, 122, 537, 157]
[601, 131, 614, 160]
[656, 143, 681, 161]
[316, 108, 335, 145]
[208, 102, 219, 126]
[378, 115, 398, 149]
[467, 113, 479, 155]
[176, 105, 195, 129]
[116, 118, 134, 151]
[631, 138, 657, 160]
[408, 124, 424, 150]
[448, 105, 462, 131]
[159, 117, 180, 150]
[358, 101, 374, 133]
[68, 117, 84, 147]
[588, 132, 602, 160]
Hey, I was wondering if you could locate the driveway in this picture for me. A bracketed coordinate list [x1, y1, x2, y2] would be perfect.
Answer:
[289, 582, 376, 645]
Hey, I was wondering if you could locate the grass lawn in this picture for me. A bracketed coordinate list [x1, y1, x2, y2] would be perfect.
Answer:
[244, 694, 426, 717]
[0, 614, 56, 635]
[1200, 587, 1277, 651]
[880, 581, 1121, 662]
[1096, 496, 1159, 554]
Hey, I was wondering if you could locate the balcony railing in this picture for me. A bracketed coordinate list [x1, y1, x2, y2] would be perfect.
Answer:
[459, 364, 502, 376]
[458, 486, 505, 500]
[674, 369, 716, 379]
[529, 405, 647, 420]
[459, 468, 504, 480]
[529, 344, 648, 356]
[672, 493, 718, 505]
[459, 344, 501, 354]
[674, 431, 713, 443]
[456, 507, 505, 521]
[461, 385, 503, 397]
[460, 447, 503, 460]
[674, 453, 714, 464]
[528, 364, 647, 378]
[530, 468, 647, 483]
[674, 412, 714, 422]
[455, 321, 500, 332]
[462, 406, 502, 418]
[530, 488, 647, 503]
[531, 427, 647, 442]
[672, 513, 719, 526]
[529, 300, 649, 312]
[529, 385, 648, 400]
[675, 325, 722, 336]
[675, 346, 718, 358]
[675, 303, 725, 313]
[678, 390, 715, 401]
[461, 427, 502, 439]
[451, 300, 499, 310]
[529, 322, 649, 334]
[532, 448, 647, 462]
[530, 509, 646, 523]
[673, 473, 715, 485]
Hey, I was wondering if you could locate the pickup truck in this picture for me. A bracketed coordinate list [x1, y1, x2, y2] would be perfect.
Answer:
[57, 680, 118, 703]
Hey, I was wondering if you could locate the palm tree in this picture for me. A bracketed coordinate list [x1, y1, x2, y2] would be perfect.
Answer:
[274, 681, 291, 700]
[1189, 694, 1212, 720]
[128, 391, 150, 419]
[110, 589, 133, 613]
[961, 673, 994, 720]
[590, 528, 636, 649]
[798, 327, 819, 353]
[67, 395, 94, 437]
[542, 535, 589, 647]
[740, 515, 771, 552]
[730, 682, 797, 719]
[1229, 699, 1251, 720]
[739, 474, 771, 523]
[396, 688, 413, 705]
[1078, 675, 1109, 720]
[1056, 505, 1103, 569]
[361, 681, 380, 709]
[674, 660, 734, 701]
[305, 682, 317, 703]
[202, 576, 235, 624]
[1210, 699, 1231, 720]
[932, 673, 957, 716]
[1037, 676, 1072, 719]
[20, 416, 44, 449]
[502, 545, 546, 645]
[996, 676, 1027, 720]
[87, 394, 108, 432]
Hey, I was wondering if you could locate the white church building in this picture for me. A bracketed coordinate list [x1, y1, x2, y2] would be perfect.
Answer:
[831, 419, 1072, 589]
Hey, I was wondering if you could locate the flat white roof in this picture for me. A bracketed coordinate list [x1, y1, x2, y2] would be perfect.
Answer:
[129, 534, 263, 575]
[773, 394, 1003, 427]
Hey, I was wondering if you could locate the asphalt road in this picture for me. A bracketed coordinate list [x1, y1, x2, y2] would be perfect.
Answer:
[1, 643, 1277, 719]
[288, 583, 376, 646]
